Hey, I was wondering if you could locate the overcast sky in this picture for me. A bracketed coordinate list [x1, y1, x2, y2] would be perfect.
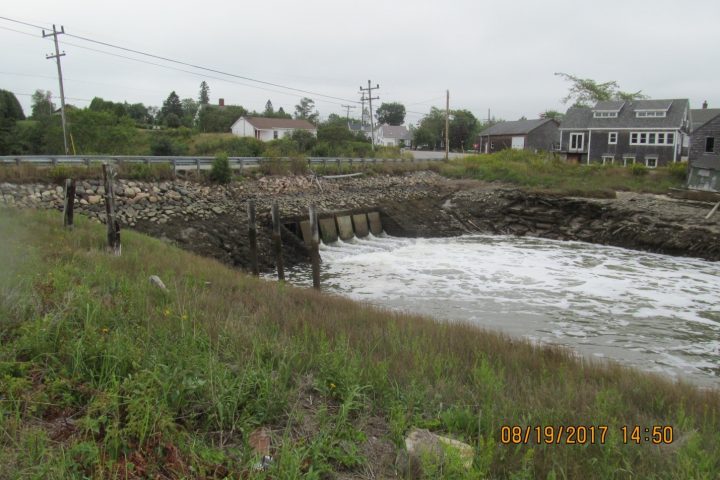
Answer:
[2, 0, 719, 125]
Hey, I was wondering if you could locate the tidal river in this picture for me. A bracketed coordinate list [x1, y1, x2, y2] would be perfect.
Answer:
[278, 234, 720, 388]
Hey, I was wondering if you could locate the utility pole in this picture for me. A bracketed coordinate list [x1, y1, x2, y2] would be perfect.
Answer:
[340, 104, 356, 127]
[43, 24, 69, 155]
[359, 80, 380, 150]
[445, 89, 450, 161]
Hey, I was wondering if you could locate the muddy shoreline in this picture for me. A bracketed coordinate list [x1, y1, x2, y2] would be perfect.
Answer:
[3, 172, 719, 270]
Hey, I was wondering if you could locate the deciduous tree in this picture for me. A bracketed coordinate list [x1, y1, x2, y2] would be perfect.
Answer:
[294, 97, 318, 124]
[555, 72, 648, 107]
[376, 102, 406, 125]
[31, 90, 54, 118]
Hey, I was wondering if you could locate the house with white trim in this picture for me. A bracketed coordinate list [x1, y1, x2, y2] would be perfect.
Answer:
[376, 124, 411, 147]
[557, 99, 690, 167]
[230, 116, 317, 141]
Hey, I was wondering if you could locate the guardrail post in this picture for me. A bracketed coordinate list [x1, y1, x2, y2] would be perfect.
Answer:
[309, 204, 321, 290]
[15, 158, 21, 167]
[247, 200, 259, 276]
[51, 158, 58, 167]
[240, 158, 245, 172]
[84, 158, 90, 167]
[196, 158, 201, 174]
[63, 178, 76, 229]
[271, 202, 285, 281]
[349, 158, 353, 170]
[171, 159, 177, 178]
[102, 164, 121, 256]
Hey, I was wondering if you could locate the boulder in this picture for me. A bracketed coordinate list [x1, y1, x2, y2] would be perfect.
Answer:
[400, 428, 474, 473]
[88, 195, 102, 205]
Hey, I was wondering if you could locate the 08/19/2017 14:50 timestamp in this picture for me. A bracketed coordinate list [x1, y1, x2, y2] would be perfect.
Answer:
[500, 425, 674, 445]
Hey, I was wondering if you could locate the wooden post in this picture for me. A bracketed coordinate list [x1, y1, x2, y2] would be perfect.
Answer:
[62, 178, 75, 229]
[247, 200, 259, 276]
[271, 202, 285, 281]
[102, 164, 121, 255]
[309, 205, 321, 290]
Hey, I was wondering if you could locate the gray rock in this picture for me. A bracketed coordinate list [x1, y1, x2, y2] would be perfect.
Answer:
[401, 428, 473, 472]
[148, 275, 168, 291]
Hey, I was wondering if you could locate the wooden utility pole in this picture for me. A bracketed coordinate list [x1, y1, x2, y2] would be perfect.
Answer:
[309, 205, 321, 290]
[359, 81, 380, 150]
[247, 200, 259, 276]
[340, 104, 357, 127]
[62, 178, 75, 228]
[102, 164, 121, 255]
[42, 25, 69, 155]
[271, 202, 285, 281]
[445, 89, 450, 161]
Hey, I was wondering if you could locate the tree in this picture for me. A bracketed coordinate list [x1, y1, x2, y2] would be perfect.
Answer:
[294, 97, 318, 124]
[539, 110, 564, 121]
[197, 104, 247, 132]
[264, 99, 274, 116]
[555, 72, 648, 107]
[181, 98, 199, 127]
[160, 91, 183, 126]
[276, 106, 291, 119]
[199, 81, 210, 105]
[31, 90, 54, 118]
[376, 102, 406, 125]
[449, 109, 479, 150]
[0, 89, 25, 121]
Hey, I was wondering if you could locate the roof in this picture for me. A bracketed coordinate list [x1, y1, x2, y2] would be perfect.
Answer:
[690, 108, 720, 131]
[241, 116, 316, 130]
[560, 99, 689, 130]
[593, 101, 625, 111]
[478, 118, 557, 136]
[378, 124, 411, 140]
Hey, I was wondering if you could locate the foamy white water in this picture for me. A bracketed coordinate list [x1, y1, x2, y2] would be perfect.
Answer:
[279, 234, 720, 387]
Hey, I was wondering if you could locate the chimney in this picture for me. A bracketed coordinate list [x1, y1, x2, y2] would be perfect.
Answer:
[702, 100, 708, 109]
[219, 98, 225, 107]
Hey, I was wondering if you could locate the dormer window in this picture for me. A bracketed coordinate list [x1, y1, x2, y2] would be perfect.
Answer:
[593, 111, 618, 118]
[636, 110, 667, 118]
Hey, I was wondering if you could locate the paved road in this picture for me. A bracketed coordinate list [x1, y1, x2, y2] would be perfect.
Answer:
[410, 150, 473, 160]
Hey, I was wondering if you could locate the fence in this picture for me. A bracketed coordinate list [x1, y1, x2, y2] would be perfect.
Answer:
[0, 155, 449, 172]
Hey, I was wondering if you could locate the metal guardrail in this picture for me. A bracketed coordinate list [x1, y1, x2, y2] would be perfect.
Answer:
[0, 155, 449, 171]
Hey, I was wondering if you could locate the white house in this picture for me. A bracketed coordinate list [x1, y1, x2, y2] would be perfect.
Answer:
[231, 116, 317, 141]
[376, 124, 411, 147]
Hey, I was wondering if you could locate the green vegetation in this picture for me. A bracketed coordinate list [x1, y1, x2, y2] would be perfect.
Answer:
[0, 163, 175, 184]
[439, 150, 686, 195]
[208, 152, 232, 184]
[1, 208, 718, 478]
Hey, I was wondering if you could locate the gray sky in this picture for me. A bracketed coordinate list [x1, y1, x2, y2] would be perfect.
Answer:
[2, 0, 719, 125]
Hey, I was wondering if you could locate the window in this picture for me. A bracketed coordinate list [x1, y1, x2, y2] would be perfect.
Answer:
[593, 111, 618, 118]
[636, 111, 667, 118]
[608, 132, 618, 144]
[623, 156, 635, 166]
[629, 132, 675, 145]
[705, 137, 715, 153]
[645, 157, 658, 168]
[569, 132, 584, 151]
[273, 130, 279, 139]
[602, 155, 614, 165]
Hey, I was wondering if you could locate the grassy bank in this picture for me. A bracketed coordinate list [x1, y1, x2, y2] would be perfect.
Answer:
[1, 208, 718, 478]
[439, 150, 687, 195]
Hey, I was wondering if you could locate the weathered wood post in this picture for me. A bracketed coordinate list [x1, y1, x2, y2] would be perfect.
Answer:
[309, 205, 321, 290]
[247, 200, 259, 276]
[271, 202, 285, 281]
[102, 163, 121, 255]
[62, 178, 76, 229]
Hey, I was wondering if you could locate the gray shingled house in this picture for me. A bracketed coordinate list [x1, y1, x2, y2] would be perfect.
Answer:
[558, 99, 690, 166]
[477, 118, 559, 153]
[687, 107, 720, 191]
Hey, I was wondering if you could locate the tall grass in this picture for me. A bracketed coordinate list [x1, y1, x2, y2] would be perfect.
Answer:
[440, 150, 686, 195]
[0, 208, 718, 478]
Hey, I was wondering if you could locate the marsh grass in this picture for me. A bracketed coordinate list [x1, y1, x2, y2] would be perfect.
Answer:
[0, 208, 718, 478]
[440, 150, 686, 195]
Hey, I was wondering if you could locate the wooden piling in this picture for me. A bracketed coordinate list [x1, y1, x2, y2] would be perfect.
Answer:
[62, 178, 75, 229]
[309, 205, 321, 290]
[102, 164, 121, 255]
[247, 200, 259, 276]
[271, 202, 285, 281]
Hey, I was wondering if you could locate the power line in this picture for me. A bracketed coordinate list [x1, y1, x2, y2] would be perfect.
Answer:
[12, 91, 91, 102]
[0, 15, 360, 105]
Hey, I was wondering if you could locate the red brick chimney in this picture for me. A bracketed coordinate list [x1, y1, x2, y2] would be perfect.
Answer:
[219, 98, 225, 107]
[702, 100, 708, 109]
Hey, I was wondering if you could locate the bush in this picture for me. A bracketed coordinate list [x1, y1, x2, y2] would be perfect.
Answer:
[209, 153, 232, 183]
[193, 136, 264, 157]
[118, 163, 175, 181]
[629, 163, 648, 176]
[667, 162, 687, 180]
[150, 136, 188, 156]
[289, 157, 308, 175]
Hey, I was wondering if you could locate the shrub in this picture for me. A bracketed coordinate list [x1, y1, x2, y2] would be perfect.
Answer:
[209, 152, 232, 183]
[150, 136, 188, 156]
[667, 161, 687, 181]
[118, 163, 175, 181]
[629, 163, 648, 176]
[289, 157, 308, 175]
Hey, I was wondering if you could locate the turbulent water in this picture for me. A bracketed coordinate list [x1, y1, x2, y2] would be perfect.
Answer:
[277, 234, 720, 387]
